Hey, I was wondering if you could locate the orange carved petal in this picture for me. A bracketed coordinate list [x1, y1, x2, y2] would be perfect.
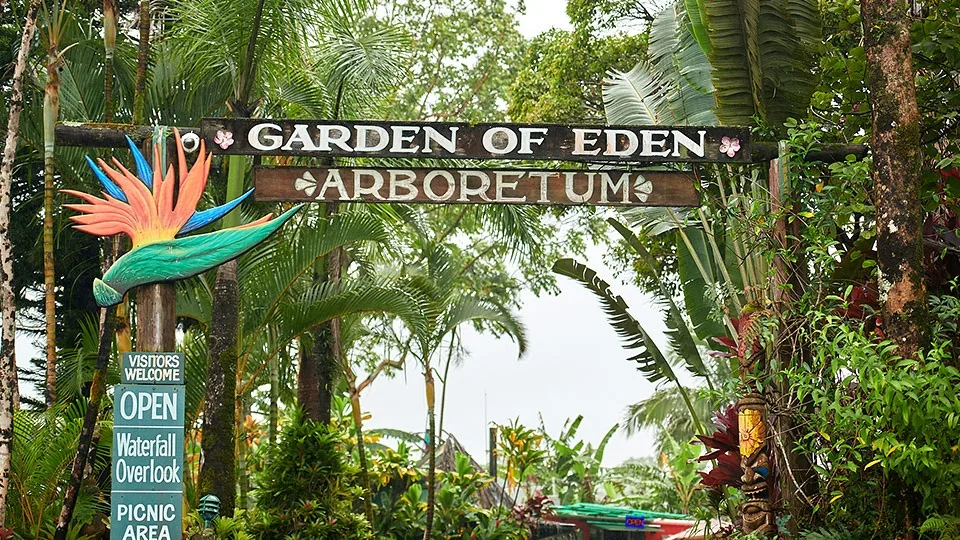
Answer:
[158, 166, 178, 229]
[99, 158, 155, 228]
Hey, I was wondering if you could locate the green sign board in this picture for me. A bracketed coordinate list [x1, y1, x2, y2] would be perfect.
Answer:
[121, 352, 185, 384]
[111, 492, 182, 540]
[114, 385, 185, 428]
[112, 427, 184, 491]
[112, 356, 186, 540]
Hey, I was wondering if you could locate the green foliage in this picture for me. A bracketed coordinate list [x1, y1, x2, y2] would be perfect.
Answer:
[507, 0, 648, 123]
[7, 402, 110, 539]
[246, 410, 372, 540]
[920, 515, 960, 540]
[369, 445, 527, 539]
[602, 0, 715, 126]
[698, 0, 821, 128]
[383, 0, 525, 122]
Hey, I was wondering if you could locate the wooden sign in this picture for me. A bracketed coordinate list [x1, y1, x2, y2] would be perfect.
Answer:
[254, 167, 700, 207]
[203, 118, 749, 163]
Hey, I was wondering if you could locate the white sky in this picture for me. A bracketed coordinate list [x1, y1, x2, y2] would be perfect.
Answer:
[363, 239, 667, 467]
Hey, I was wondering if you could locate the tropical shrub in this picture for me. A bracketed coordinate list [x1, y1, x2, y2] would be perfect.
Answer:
[245, 410, 372, 540]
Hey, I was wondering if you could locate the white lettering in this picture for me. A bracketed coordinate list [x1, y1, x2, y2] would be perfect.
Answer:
[457, 171, 492, 202]
[280, 124, 319, 151]
[354, 125, 389, 152]
[600, 172, 631, 203]
[317, 125, 351, 152]
[318, 169, 349, 199]
[518, 128, 549, 154]
[482, 127, 518, 155]
[390, 126, 421, 153]
[495, 172, 526, 202]
[424, 170, 456, 201]
[605, 129, 639, 157]
[248, 123, 283, 151]
[641, 130, 671, 157]
[119, 391, 178, 421]
[423, 126, 458, 153]
[389, 170, 418, 200]
[528, 172, 551, 203]
[353, 169, 385, 200]
[565, 172, 595, 203]
[572, 129, 602, 156]
[672, 130, 707, 157]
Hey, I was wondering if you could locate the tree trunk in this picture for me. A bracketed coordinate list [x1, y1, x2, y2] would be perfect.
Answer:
[268, 350, 280, 446]
[768, 147, 817, 532]
[200, 261, 239, 518]
[298, 326, 325, 422]
[133, 0, 150, 124]
[422, 367, 436, 540]
[44, 39, 61, 408]
[862, 2, 927, 537]
[298, 204, 341, 424]
[237, 393, 251, 510]
[349, 387, 374, 527]
[862, 0, 928, 359]
[53, 305, 117, 540]
[0, 1, 40, 527]
[103, 0, 117, 123]
[135, 282, 176, 351]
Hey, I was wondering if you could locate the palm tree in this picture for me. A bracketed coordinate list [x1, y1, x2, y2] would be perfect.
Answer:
[40, 0, 70, 407]
[164, 0, 407, 514]
[401, 243, 526, 540]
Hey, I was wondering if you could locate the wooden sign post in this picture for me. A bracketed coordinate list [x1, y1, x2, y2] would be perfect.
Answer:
[200, 118, 753, 208]
[201, 119, 750, 164]
[254, 167, 700, 207]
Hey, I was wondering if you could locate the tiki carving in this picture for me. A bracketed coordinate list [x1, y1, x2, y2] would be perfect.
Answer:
[739, 392, 774, 534]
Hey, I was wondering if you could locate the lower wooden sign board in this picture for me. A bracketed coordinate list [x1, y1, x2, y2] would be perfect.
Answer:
[254, 166, 699, 207]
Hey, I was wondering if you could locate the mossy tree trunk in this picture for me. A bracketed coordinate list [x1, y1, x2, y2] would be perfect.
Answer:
[53, 305, 117, 540]
[862, 1, 927, 537]
[862, 0, 928, 358]
[199, 0, 266, 514]
[200, 261, 240, 518]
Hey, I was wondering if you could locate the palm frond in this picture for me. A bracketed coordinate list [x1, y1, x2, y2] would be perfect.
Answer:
[552, 258, 677, 385]
[608, 219, 712, 383]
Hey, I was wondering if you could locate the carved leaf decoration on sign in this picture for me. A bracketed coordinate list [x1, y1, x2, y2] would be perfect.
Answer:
[633, 174, 653, 203]
[294, 171, 318, 197]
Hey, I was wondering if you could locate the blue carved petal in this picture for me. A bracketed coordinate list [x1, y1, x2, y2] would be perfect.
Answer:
[85, 155, 127, 202]
[176, 189, 254, 236]
[125, 136, 152, 188]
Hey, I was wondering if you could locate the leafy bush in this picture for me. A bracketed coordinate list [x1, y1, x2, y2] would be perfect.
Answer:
[245, 410, 372, 540]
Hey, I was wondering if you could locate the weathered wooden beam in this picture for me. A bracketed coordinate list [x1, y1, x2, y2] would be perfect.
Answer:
[752, 142, 868, 163]
[55, 122, 199, 147]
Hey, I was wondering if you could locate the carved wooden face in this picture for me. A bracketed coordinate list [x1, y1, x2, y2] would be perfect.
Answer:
[741, 452, 770, 497]
[742, 499, 773, 532]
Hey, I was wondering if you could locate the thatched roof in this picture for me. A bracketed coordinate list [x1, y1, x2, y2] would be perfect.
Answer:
[417, 434, 515, 509]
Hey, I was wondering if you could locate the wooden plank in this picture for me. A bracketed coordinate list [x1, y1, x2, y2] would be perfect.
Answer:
[204, 118, 750, 163]
[55, 123, 200, 147]
[253, 166, 700, 207]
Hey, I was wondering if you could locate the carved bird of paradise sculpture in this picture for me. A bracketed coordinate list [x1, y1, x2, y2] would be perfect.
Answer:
[64, 129, 301, 307]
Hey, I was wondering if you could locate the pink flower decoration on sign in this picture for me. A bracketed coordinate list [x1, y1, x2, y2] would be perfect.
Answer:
[214, 130, 234, 150]
[719, 136, 741, 158]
